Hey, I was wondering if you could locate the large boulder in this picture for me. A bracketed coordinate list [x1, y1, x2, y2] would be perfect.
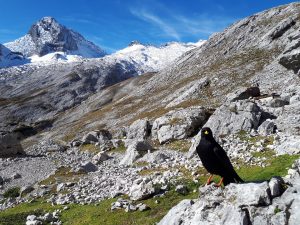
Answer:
[0, 132, 24, 157]
[279, 49, 300, 74]
[158, 181, 277, 225]
[126, 119, 150, 140]
[128, 178, 159, 201]
[120, 140, 153, 165]
[257, 120, 276, 136]
[188, 100, 262, 157]
[204, 100, 262, 138]
[226, 86, 260, 102]
[81, 131, 99, 144]
[152, 107, 209, 144]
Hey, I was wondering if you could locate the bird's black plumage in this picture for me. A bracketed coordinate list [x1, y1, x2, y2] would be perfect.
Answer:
[196, 127, 243, 186]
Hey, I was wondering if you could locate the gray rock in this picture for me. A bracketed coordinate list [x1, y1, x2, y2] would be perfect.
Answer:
[81, 131, 99, 144]
[0, 132, 24, 157]
[175, 185, 188, 195]
[120, 140, 153, 165]
[225, 182, 271, 206]
[129, 180, 159, 201]
[157, 200, 194, 225]
[98, 130, 112, 142]
[269, 98, 289, 107]
[27, 215, 37, 221]
[257, 120, 275, 135]
[11, 172, 21, 179]
[56, 183, 65, 192]
[0, 176, 4, 185]
[152, 106, 209, 144]
[290, 94, 300, 104]
[138, 151, 169, 164]
[70, 140, 82, 147]
[226, 86, 260, 102]
[275, 135, 300, 155]
[269, 177, 284, 198]
[204, 100, 262, 138]
[268, 17, 296, 40]
[127, 119, 150, 140]
[137, 203, 150, 211]
[80, 161, 98, 173]
[20, 185, 34, 195]
[279, 48, 300, 74]
[92, 152, 110, 164]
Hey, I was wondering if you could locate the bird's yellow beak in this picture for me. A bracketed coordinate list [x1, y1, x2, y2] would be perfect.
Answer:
[204, 130, 209, 135]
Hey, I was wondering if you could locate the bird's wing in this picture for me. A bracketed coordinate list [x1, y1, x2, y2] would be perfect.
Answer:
[213, 143, 235, 172]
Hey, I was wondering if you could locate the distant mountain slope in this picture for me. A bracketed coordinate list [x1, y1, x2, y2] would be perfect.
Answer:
[112, 40, 205, 74]
[0, 44, 28, 68]
[4, 17, 106, 58]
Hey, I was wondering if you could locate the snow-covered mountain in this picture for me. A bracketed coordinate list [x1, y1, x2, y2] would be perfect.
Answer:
[111, 40, 206, 74]
[4, 17, 106, 58]
[0, 44, 28, 68]
[1, 16, 205, 72]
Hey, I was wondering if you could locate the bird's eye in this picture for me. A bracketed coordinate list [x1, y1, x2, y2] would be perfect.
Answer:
[204, 131, 209, 135]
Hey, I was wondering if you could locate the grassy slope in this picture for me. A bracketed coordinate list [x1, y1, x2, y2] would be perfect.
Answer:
[0, 151, 299, 225]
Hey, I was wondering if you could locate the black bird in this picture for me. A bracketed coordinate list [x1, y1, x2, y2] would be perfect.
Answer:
[196, 127, 243, 186]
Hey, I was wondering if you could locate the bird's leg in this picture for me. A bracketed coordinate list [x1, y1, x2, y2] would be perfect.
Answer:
[206, 174, 213, 185]
[215, 177, 224, 187]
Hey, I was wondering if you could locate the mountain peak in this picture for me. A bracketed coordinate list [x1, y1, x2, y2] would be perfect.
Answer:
[4, 17, 106, 58]
[128, 40, 143, 47]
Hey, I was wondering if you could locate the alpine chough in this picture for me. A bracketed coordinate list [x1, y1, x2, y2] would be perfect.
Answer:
[196, 127, 243, 186]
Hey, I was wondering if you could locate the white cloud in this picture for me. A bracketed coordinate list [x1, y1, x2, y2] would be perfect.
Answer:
[130, 9, 181, 40]
[130, 2, 236, 41]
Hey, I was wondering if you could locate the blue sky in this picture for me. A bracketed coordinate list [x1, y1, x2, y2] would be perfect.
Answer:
[0, 0, 297, 52]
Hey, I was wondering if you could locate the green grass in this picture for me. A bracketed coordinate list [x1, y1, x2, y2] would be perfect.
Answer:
[3, 187, 20, 198]
[164, 140, 191, 152]
[110, 142, 126, 153]
[237, 154, 300, 182]
[0, 199, 62, 225]
[0, 189, 197, 225]
[1, 148, 299, 225]
[60, 189, 198, 225]
[39, 167, 85, 186]
[80, 144, 100, 154]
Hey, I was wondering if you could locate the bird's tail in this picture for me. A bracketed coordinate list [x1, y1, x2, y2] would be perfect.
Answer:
[223, 174, 244, 186]
[223, 176, 236, 186]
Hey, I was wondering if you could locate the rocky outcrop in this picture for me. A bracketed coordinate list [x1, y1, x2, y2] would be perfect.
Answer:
[258, 120, 276, 136]
[204, 100, 262, 138]
[152, 107, 209, 144]
[128, 178, 159, 201]
[225, 86, 260, 102]
[120, 140, 153, 165]
[159, 160, 300, 225]
[0, 132, 24, 157]
[126, 119, 150, 140]
[279, 51, 300, 74]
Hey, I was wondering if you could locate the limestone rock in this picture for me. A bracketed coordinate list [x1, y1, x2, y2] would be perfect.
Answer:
[0, 132, 24, 157]
[127, 119, 150, 140]
[204, 100, 262, 138]
[120, 140, 153, 165]
[226, 86, 260, 102]
[80, 161, 98, 173]
[152, 106, 209, 144]
[257, 120, 275, 136]
[81, 132, 99, 144]
[129, 180, 159, 201]
[92, 152, 110, 164]
[225, 182, 271, 207]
